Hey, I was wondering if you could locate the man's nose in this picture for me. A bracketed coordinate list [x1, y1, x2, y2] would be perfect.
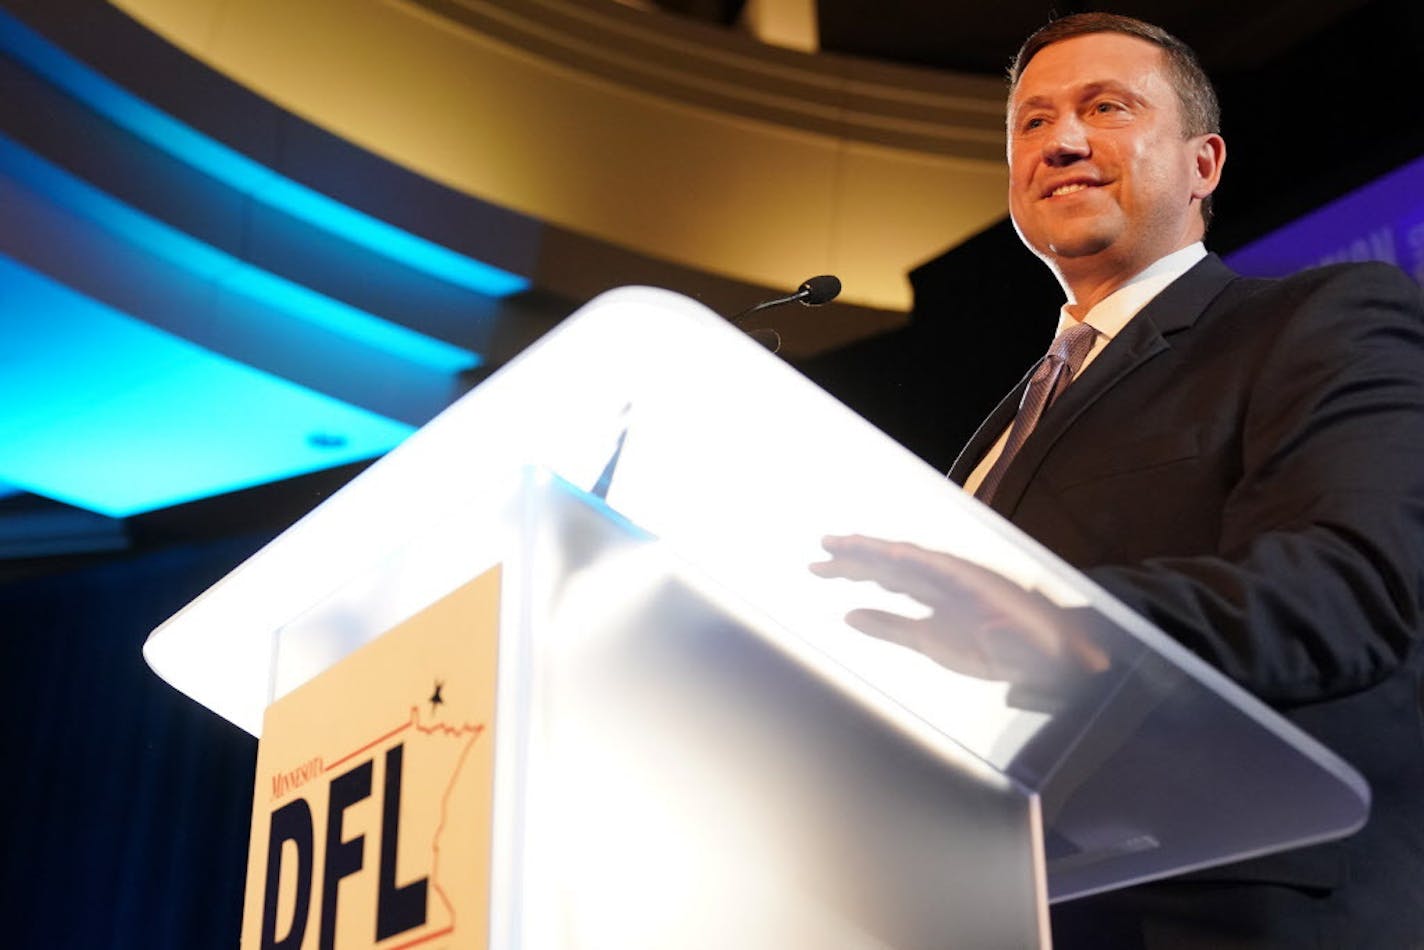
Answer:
[1043, 118, 1090, 166]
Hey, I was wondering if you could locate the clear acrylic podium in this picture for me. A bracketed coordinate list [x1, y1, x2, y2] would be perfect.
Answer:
[146, 287, 1368, 948]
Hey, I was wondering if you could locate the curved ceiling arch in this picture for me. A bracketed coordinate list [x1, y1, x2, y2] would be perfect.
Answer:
[110, 0, 1010, 311]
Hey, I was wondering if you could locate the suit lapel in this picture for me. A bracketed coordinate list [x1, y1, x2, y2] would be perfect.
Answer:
[967, 255, 1239, 515]
[948, 364, 1035, 483]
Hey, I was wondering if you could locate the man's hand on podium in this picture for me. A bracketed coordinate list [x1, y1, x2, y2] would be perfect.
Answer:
[811, 535, 1109, 692]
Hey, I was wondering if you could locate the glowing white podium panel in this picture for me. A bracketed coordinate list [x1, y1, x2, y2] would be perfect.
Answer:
[146, 286, 1367, 927]
[506, 471, 1046, 949]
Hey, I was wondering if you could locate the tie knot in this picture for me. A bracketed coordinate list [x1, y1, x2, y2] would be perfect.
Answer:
[1048, 320, 1098, 367]
[1043, 320, 1098, 403]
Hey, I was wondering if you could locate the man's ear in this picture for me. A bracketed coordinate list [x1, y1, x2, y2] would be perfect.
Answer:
[1192, 133, 1226, 200]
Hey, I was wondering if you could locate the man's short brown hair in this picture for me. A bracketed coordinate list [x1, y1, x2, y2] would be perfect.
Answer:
[1009, 13, 1222, 225]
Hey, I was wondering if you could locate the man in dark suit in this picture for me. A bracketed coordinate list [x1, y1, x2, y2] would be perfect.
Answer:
[818, 12, 1424, 948]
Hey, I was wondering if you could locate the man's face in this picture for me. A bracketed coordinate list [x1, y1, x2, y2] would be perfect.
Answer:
[1007, 32, 1219, 286]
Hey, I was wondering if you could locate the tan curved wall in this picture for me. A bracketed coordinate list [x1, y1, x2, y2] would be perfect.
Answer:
[109, 0, 1009, 311]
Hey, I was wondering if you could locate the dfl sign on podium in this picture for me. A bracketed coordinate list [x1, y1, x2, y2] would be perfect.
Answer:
[242, 569, 500, 950]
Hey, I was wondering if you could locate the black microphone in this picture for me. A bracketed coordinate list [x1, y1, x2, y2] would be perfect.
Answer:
[731, 275, 842, 325]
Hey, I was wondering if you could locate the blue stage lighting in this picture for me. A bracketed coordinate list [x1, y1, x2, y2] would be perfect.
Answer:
[0, 254, 415, 518]
[0, 132, 481, 374]
[0, 9, 531, 299]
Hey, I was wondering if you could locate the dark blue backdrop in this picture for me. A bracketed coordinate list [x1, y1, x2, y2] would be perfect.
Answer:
[2, 535, 267, 948]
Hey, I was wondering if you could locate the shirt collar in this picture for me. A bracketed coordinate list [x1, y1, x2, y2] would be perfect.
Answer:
[1054, 242, 1207, 339]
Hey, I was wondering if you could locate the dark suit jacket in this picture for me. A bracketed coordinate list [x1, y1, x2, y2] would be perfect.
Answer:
[950, 254, 1424, 948]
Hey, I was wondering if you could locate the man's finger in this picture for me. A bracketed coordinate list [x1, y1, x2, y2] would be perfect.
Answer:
[846, 609, 1003, 679]
[817, 534, 1021, 606]
[842, 607, 924, 650]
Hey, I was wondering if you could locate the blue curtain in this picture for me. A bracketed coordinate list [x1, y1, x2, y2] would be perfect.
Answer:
[2, 534, 268, 947]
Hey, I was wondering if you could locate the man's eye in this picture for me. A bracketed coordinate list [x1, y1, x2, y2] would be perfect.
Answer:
[1023, 116, 1046, 131]
[1093, 101, 1124, 115]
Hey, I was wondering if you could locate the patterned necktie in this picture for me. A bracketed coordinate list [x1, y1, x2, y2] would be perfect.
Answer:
[975, 320, 1098, 504]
